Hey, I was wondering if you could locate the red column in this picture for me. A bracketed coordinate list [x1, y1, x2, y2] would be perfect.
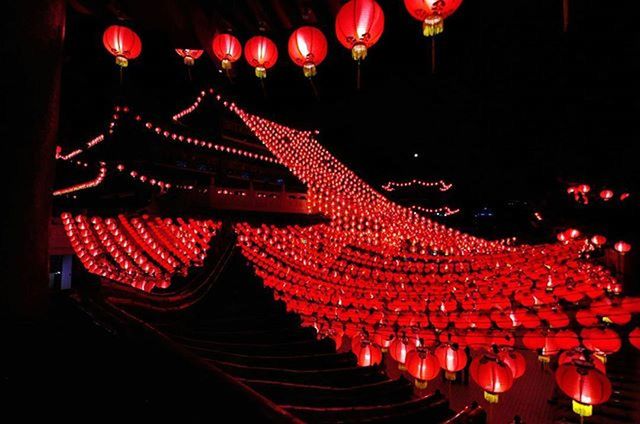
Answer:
[1, 0, 65, 319]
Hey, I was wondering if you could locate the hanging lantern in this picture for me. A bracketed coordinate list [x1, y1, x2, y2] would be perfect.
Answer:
[102, 25, 142, 67]
[581, 327, 621, 359]
[470, 353, 514, 403]
[629, 327, 640, 350]
[559, 349, 606, 374]
[497, 348, 526, 379]
[403, 0, 463, 37]
[355, 340, 382, 366]
[599, 189, 614, 201]
[555, 361, 612, 419]
[614, 241, 631, 254]
[372, 327, 395, 352]
[389, 334, 415, 370]
[212, 33, 242, 70]
[244, 36, 278, 79]
[620, 192, 630, 201]
[175, 49, 203, 66]
[435, 343, 467, 380]
[288, 26, 328, 78]
[405, 347, 440, 389]
[590, 235, 607, 246]
[335, 0, 385, 61]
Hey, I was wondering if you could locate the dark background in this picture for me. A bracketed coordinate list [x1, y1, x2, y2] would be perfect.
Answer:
[59, 0, 638, 240]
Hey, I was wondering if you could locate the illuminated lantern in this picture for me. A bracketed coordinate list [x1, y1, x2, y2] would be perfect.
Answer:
[599, 189, 614, 201]
[102, 25, 142, 67]
[498, 348, 526, 379]
[579, 184, 591, 194]
[629, 327, 640, 350]
[355, 340, 382, 366]
[435, 343, 467, 380]
[244, 36, 278, 79]
[175, 49, 203, 66]
[590, 235, 607, 246]
[581, 328, 621, 358]
[556, 231, 568, 243]
[470, 353, 514, 403]
[372, 327, 395, 352]
[212, 33, 242, 70]
[559, 349, 606, 374]
[566, 228, 581, 239]
[620, 192, 630, 201]
[389, 334, 415, 370]
[403, 0, 463, 37]
[335, 0, 385, 61]
[405, 347, 440, 389]
[288, 26, 328, 78]
[555, 361, 611, 419]
[614, 241, 631, 254]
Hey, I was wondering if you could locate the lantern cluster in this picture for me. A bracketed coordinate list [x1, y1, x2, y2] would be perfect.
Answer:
[62, 213, 220, 292]
[567, 184, 630, 205]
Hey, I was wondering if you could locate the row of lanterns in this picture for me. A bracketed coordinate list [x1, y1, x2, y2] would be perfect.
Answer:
[102, 0, 464, 83]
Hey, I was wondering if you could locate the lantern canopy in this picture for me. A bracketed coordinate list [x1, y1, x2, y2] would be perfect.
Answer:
[403, 0, 463, 36]
[212, 33, 242, 70]
[102, 25, 142, 67]
[288, 26, 328, 78]
[244, 36, 278, 79]
[335, 0, 385, 61]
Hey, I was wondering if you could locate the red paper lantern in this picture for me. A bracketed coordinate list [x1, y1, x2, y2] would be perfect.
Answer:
[212, 34, 242, 69]
[555, 361, 611, 418]
[102, 25, 142, 67]
[620, 192, 630, 201]
[629, 327, 640, 350]
[470, 353, 514, 403]
[389, 334, 415, 370]
[435, 343, 467, 380]
[498, 348, 526, 379]
[288, 26, 328, 78]
[558, 349, 606, 374]
[614, 241, 631, 254]
[599, 189, 614, 201]
[175, 49, 203, 66]
[581, 328, 621, 356]
[244, 36, 278, 79]
[355, 340, 382, 366]
[590, 235, 607, 246]
[406, 347, 440, 389]
[403, 0, 463, 36]
[335, 0, 385, 61]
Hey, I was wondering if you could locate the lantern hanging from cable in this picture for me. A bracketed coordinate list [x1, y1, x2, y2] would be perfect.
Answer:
[288, 26, 328, 78]
[405, 347, 440, 389]
[470, 352, 514, 404]
[497, 348, 526, 379]
[355, 340, 382, 366]
[244, 36, 278, 79]
[212, 33, 242, 70]
[403, 0, 463, 37]
[614, 241, 631, 254]
[103, 25, 142, 68]
[435, 342, 467, 380]
[599, 189, 614, 201]
[389, 334, 416, 370]
[590, 235, 607, 246]
[555, 361, 611, 420]
[175, 49, 203, 66]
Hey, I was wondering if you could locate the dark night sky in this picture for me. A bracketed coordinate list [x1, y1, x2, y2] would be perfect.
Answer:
[61, 0, 639, 209]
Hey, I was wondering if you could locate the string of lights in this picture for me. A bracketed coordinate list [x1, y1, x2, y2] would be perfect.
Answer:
[53, 162, 107, 196]
[382, 179, 453, 192]
[410, 205, 460, 217]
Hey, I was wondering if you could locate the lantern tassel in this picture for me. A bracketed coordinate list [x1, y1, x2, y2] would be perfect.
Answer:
[225, 68, 234, 84]
[356, 60, 361, 90]
[563, 0, 569, 32]
[187, 67, 192, 82]
[308, 78, 319, 99]
[119, 66, 124, 86]
[260, 78, 267, 99]
[431, 37, 437, 74]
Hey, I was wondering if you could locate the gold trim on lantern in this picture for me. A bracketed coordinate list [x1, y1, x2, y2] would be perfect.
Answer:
[115, 56, 129, 67]
[221, 58, 232, 70]
[184, 56, 195, 66]
[398, 363, 407, 371]
[572, 400, 593, 417]
[445, 371, 457, 381]
[484, 392, 499, 404]
[303, 63, 317, 78]
[351, 43, 368, 61]
[255, 66, 267, 79]
[594, 353, 607, 364]
[414, 379, 428, 389]
[538, 354, 551, 363]
[422, 16, 444, 37]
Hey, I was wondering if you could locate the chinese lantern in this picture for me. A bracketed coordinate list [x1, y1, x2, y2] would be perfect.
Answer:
[435, 343, 467, 380]
[614, 241, 631, 254]
[470, 353, 514, 403]
[102, 25, 142, 67]
[590, 235, 607, 246]
[559, 349, 606, 374]
[599, 189, 614, 201]
[372, 327, 395, 352]
[212, 33, 242, 70]
[288, 26, 328, 78]
[620, 192, 630, 201]
[497, 348, 526, 379]
[175, 49, 203, 66]
[389, 334, 415, 370]
[405, 347, 440, 389]
[566, 228, 581, 239]
[629, 327, 640, 350]
[555, 361, 611, 419]
[355, 340, 382, 366]
[581, 327, 621, 358]
[244, 36, 278, 79]
[335, 0, 385, 61]
[403, 0, 463, 37]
